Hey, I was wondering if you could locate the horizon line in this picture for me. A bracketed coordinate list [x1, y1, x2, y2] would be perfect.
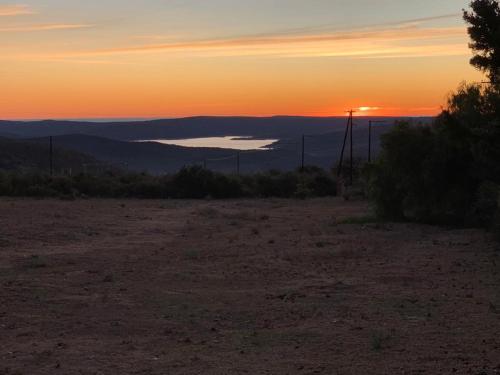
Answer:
[1, 114, 436, 123]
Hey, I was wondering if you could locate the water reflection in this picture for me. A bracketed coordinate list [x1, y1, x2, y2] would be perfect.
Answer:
[137, 136, 277, 150]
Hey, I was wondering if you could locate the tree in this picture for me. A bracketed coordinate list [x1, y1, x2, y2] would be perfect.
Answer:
[463, 0, 500, 83]
[368, 1, 500, 227]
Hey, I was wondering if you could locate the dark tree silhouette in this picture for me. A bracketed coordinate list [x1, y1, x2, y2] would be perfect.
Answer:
[463, 0, 500, 82]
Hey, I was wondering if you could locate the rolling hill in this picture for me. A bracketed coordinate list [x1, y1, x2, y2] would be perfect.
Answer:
[0, 116, 430, 173]
[0, 137, 98, 174]
[0, 116, 425, 141]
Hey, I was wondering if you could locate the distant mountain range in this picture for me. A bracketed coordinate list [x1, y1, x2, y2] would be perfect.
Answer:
[0, 116, 432, 174]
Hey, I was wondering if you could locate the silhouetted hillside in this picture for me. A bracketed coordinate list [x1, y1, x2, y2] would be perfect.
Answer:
[23, 124, 393, 174]
[31, 134, 251, 174]
[0, 117, 430, 173]
[0, 116, 426, 141]
[0, 137, 98, 173]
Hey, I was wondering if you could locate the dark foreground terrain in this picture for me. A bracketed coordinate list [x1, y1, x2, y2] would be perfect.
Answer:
[0, 198, 499, 374]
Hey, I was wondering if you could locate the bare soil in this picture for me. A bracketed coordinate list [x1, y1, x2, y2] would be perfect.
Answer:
[0, 198, 499, 374]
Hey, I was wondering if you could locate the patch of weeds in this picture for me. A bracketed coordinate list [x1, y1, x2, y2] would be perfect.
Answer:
[224, 210, 252, 221]
[371, 330, 392, 351]
[59, 194, 77, 201]
[197, 207, 219, 218]
[184, 249, 201, 260]
[235, 329, 320, 352]
[260, 214, 270, 221]
[0, 238, 11, 248]
[251, 228, 260, 236]
[25, 255, 48, 269]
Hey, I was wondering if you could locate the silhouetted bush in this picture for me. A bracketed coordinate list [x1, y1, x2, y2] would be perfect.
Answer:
[170, 166, 244, 199]
[368, 1, 500, 234]
[369, 120, 480, 224]
[470, 182, 500, 228]
[73, 174, 123, 197]
[0, 166, 337, 200]
[253, 170, 299, 197]
[303, 167, 337, 197]
[369, 83, 500, 230]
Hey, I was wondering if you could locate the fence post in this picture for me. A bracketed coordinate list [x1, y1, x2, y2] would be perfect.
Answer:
[301, 135, 305, 171]
[236, 152, 240, 175]
[368, 120, 372, 163]
[49, 136, 53, 177]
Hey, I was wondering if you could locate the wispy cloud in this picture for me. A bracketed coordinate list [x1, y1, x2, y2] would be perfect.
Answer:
[87, 26, 463, 54]
[60, 23, 467, 60]
[243, 13, 462, 39]
[4, 13, 469, 62]
[0, 4, 34, 16]
[0, 24, 93, 32]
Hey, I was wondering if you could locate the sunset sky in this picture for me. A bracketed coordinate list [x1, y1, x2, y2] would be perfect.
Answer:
[1, 0, 484, 119]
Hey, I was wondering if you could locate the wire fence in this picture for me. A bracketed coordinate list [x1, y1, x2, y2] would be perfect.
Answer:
[191, 127, 368, 174]
[43, 119, 394, 176]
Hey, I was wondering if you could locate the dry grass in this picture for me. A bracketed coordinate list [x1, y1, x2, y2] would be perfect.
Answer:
[0, 197, 498, 374]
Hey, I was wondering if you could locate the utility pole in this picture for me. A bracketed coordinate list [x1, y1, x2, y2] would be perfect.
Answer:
[350, 114, 353, 186]
[301, 135, 305, 171]
[337, 110, 354, 179]
[368, 120, 372, 163]
[49, 136, 53, 177]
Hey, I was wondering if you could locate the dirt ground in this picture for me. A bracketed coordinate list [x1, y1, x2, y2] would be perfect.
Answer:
[0, 198, 499, 375]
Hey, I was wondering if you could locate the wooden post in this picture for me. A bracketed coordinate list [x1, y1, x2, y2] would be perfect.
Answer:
[49, 136, 53, 177]
[368, 120, 372, 163]
[236, 152, 240, 175]
[301, 135, 305, 171]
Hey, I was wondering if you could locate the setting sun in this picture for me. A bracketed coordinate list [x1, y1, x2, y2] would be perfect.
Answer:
[358, 107, 380, 112]
[0, 0, 482, 119]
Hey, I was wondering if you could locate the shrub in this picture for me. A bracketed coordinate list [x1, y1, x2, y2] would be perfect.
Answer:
[303, 167, 337, 197]
[469, 182, 500, 227]
[49, 176, 76, 197]
[0, 166, 338, 200]
[127, 179, 166, 199]
[170, 166, 244, 199]
[369, 84, 499, 229]
[369, 122, 436, 221]
[0, 171, 12, 196]
[171, 166, 214, 198]
[253, 170, 299, 197]
[73, 174, 122, 197]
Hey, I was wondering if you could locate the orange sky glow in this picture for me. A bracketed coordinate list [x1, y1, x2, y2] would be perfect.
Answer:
[0, 1, 483, 120]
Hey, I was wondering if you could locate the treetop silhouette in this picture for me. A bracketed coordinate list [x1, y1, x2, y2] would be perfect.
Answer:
[464, 0, 500, 83]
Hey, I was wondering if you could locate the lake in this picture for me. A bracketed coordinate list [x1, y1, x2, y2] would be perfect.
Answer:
[137, 136, 277, 150]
